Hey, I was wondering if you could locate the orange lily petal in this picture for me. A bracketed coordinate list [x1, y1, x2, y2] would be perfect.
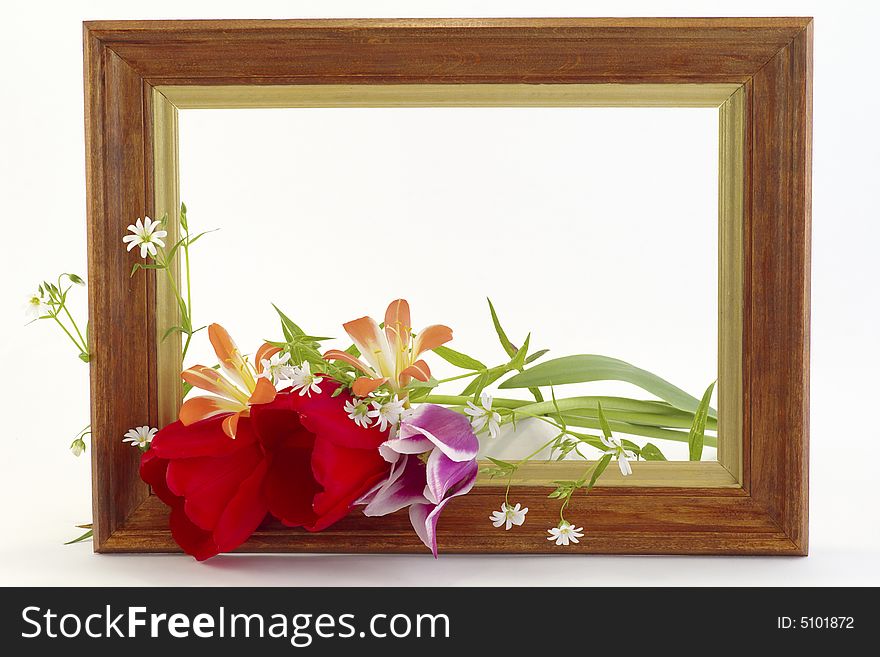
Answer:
[181, 365, 250, 405]
[179, 396, 243, 426]
[222, 412, 242, 439]
[181, 365, 230, 396]
[400, 359, 431, 383]
[413, 324, 453, 356]
[255, 343, 282, 373]
[248, 376, 277, 406]
[384, 299, 411, 349]
[340, 317, 393, 376]
[208, 324, 254, 391]
[352, 376, 388, 397]
[323, 349, 373, 376]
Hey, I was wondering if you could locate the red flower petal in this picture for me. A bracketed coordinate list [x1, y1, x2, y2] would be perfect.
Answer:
[141, 449, 221, 561]
[250, 394, 321, 526]
[151, 414, 255, 459]
[166, 444, 264, 530]
[289, 384, 388, 450]
[213, 459, 270, 552]
[264, 437, 320, 527]
[308, 432, 390, 531]
[139, 449, 176, 507]
[169, 502, 220, 561]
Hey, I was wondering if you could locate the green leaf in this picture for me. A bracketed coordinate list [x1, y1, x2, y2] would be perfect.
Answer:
[64, 528, 93, 545]
[640, 443, 667, 461]
[596, 402, 613, 440]
[487, 298, 517, 358]
[461, 367, 506, 396]
[688, 381, 717, 461]
[179, 202, 188, 231]
[586, 453, 614, 490]
[185, 228, 219, 248]
[509, 333, 531, 370]
[525, 349, 550, 364]
[162, 325, 185, 341]
[66, 273, 85, 285]
[130, 262, 165, 277]
[78, 352, 91, 363]
[407, 386, 436, 402]
[480, 457, 518, 479]
[559, 413, 712, 446]
[486, 456, 515, 469]
[469, 371, 489, 403]
[272, 304, 307, 342]
[499, 355, 716, 418]
[433, 345, 486, 371]
[509, 396, 713, 427]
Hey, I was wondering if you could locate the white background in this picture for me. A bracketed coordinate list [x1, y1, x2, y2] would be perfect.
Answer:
[1, 0, 877, 586]
[179, 106, 718, 461]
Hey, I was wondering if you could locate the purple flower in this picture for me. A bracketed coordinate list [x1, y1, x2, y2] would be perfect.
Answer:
[358, 404, 479, 556]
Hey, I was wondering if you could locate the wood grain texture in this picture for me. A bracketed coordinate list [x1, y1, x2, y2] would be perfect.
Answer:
[85, 18, 809, 85]
[83, 18, 811, 556]
[746, 22, 812, 554]
[84, 34, 151, 547]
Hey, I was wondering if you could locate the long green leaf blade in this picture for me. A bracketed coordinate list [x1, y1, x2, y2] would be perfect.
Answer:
[558, 414, 716, 446]
[640, 443, 668, 461]
[508, 396, 716, 430]
[64, 528, 93, 545]
[487, 298, 517, 357]
[587, 453, 614, 490]
[499, 354, 716, 417]
[688, 381, 717, 461]
[433, 345, 487, 370]
[596, 402, 613, 439]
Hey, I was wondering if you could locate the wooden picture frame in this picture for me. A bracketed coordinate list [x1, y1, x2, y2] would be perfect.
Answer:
[84, 18, 811, 555]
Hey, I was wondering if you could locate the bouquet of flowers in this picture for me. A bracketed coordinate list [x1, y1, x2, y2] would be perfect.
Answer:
[29, 206, 716, 559]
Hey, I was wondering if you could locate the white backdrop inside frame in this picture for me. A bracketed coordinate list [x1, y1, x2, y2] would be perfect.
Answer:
[178, 106, 719, 461]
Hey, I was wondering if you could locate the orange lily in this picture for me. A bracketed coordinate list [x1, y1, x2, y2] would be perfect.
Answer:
[179, 324, 279, 438]
[324, 299, 452, 397]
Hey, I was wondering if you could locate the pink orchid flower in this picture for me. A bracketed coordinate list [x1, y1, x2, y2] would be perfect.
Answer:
[358, 404, 479, 557]
[323, 299, 452, 397]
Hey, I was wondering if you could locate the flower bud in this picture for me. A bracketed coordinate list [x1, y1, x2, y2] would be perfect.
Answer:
[70, 438, 86, 457]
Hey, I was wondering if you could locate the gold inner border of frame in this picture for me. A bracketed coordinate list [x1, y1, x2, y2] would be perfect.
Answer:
[152, 83, 744, 489]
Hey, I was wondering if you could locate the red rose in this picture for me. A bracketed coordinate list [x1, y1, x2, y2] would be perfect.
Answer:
[140, 384, 389, 560]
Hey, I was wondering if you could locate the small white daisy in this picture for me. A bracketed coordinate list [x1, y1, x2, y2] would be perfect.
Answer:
[490, 502, 529, 530]
[123, 426, 157, 449]
[122, 216, 167, 259]
[367, 395, 406, 432]
[70, 438, 86, 457]
[259, 350, 294, 385]
[464, 392, 502, 439]
[547, 521, 584, 546]
[600, 432, 636, 476]
[344, 398, 372, 428]
[24, 291, 50, 320]
[288, 361, 323, 397]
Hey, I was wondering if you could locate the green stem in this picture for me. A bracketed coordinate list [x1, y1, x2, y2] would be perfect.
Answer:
[423, 394, 529, 409]
[50, 313, 87, 355]
[182, 225, 193, 362]
[60, 303, 88, 355]
[158, 253, 193, 362]
[434, 370, 482, 385]
[560, 460, 601, 522]
[182, 331, 193, 364]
